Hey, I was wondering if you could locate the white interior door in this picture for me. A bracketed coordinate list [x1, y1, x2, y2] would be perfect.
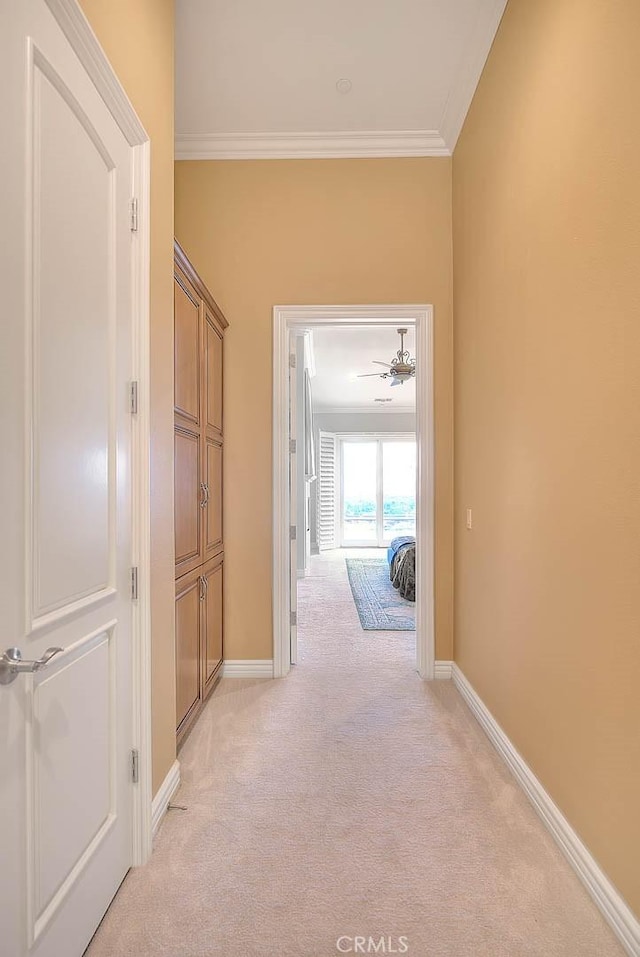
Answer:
[289, 339, 298, 664]
[1, 4, 137, 955]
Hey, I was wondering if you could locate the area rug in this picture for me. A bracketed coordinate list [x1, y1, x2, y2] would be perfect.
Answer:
[345, 558, 415, 631]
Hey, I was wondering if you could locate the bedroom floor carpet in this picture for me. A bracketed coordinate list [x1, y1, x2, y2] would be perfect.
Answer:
[85, 549, 624, 957]
[345, 556, 415, 630]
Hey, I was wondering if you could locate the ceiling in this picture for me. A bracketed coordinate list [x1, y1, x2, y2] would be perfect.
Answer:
[175, 0, 507, 159]
[310, 326, 416, 412]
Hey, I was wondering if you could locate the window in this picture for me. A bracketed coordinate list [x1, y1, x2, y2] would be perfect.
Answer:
[342, 441, 377, 542]
[340, 437, 416, 546]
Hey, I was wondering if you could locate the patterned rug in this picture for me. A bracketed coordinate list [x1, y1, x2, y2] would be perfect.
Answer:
[345, 558, 415, 631]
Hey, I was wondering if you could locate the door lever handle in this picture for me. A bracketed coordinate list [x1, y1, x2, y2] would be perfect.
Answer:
[0, 647, 63, 685]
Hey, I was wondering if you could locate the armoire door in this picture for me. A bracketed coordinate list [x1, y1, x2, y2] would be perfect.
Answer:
[202, 555, 223, 696]
[205, 308, 224, 438]
[203, 309, 224, 560]
[174, 272, 204, 578]
[175, 568, 203, 740]
[204, 437, 223, 559]
[174, 274, 201, 425]
[175, 426, 201, 575]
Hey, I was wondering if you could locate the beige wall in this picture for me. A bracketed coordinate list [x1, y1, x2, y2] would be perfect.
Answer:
[453, 0, 640, 915]
[175, 159, 454, 661]
[79, 0, 176, 795]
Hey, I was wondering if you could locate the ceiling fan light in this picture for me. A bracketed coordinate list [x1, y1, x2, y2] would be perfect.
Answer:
[390, 371, 412, 385]
[355, 328, 416, 387]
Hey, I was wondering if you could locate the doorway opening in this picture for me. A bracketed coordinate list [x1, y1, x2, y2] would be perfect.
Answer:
[272, 305, 434, 679]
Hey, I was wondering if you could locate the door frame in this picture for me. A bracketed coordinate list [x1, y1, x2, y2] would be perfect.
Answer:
[46, 0, 153, 865]
[272, 304, 434, 679]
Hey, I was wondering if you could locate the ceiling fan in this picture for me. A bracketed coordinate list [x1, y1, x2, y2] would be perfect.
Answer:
[356, 327, 416, 387]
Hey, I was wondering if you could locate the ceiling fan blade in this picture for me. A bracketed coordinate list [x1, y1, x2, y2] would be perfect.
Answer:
[372, 361, 393, 368]
[356, 372, 387, 378]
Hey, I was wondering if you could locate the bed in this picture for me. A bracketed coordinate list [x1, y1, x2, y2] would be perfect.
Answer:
[387, 536, 416, 602]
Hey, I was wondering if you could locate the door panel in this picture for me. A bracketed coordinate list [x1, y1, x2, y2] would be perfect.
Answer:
[202, 557, 223, 691]
[204, 438, 223, 557]
[33, 631, 112, 925]
[174, 427, 201, 575]
[174, 277, 201, 424]
[205, 313, 223, 436]
[175, 572, 202, 733]
[33, 63, 113, 619]
[0, 6, 135, 956]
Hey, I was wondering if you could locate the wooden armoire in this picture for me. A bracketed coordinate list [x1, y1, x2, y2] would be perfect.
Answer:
[173, 240, 228, 744]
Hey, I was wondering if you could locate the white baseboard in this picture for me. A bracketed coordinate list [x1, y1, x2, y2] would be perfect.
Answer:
[451, 664, 640, 957]
[151, 759, 180, 838]
[434, 659, 453, 679]
[221, 659, 274, 678]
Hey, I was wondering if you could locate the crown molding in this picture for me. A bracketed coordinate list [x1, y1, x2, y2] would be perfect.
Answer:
[175, 129, 450, 161]
[174, 0, 507, 161]
[439, 0, 508, 149]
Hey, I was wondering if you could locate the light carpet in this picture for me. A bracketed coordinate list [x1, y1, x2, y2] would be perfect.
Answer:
[86, 549, 624, 957]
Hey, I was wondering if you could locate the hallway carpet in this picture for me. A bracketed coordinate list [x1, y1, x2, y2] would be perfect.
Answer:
[86, 550, 624, 957]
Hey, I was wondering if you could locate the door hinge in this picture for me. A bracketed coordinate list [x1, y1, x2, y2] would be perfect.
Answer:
[130, 566, 139, 600]
[130, 198, 138, 232]
[129, 380, 138, 414]
[290, 610, 297, 627]
[289, 438, 296, 454]
[290, 525, 297, 541]
[131, 748, 139, 783]
[289, 353, 296, 368]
